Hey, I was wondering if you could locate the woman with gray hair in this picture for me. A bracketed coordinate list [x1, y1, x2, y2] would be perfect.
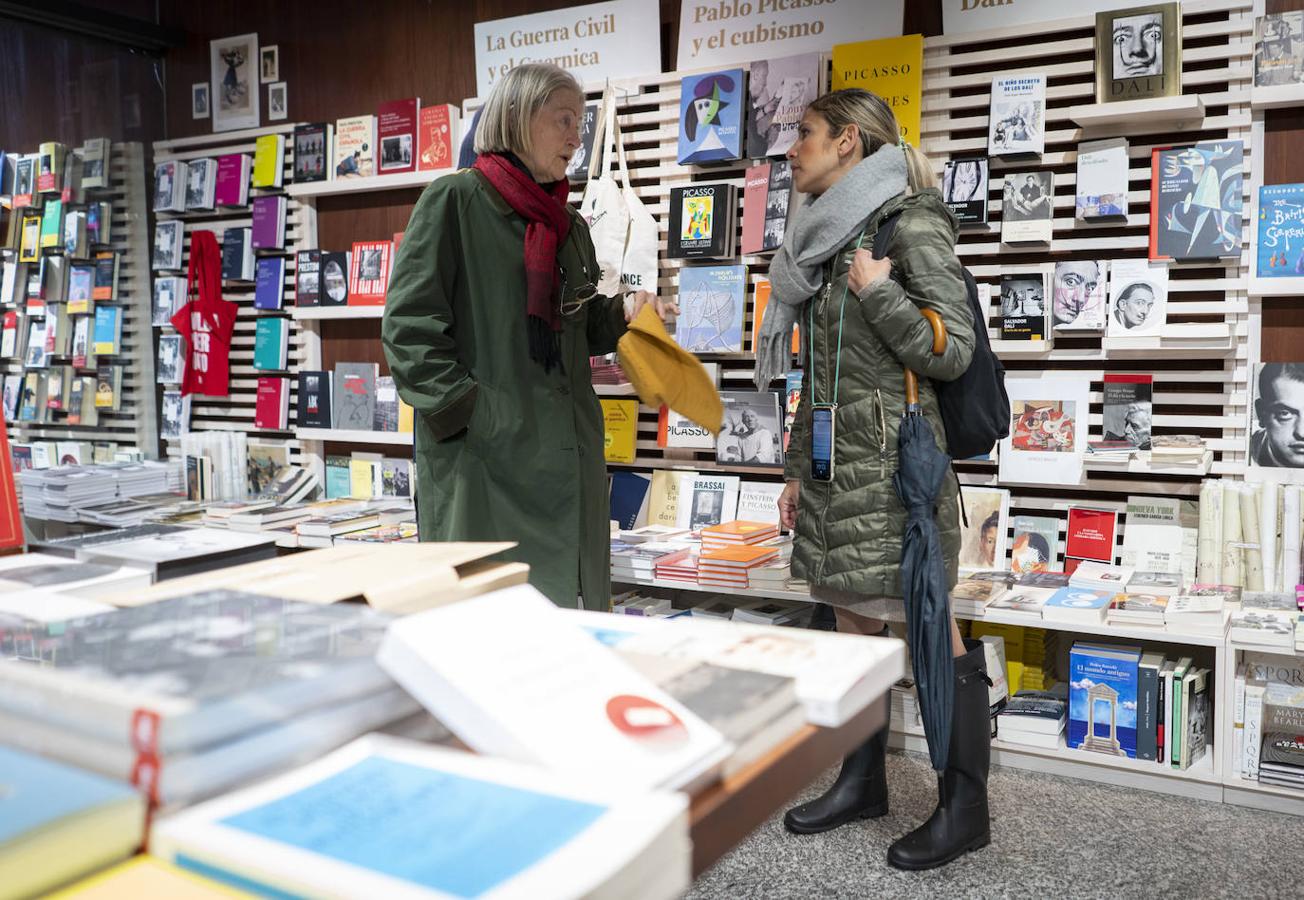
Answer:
[761, 88, 990, 870]
[381, 63, 671, 610]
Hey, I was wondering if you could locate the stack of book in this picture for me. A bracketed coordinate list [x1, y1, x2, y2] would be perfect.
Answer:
[987, 586, 1055, 619]
[151, 736, 691, 900]
[891, 677, 922, 733]
[1229, 609, 1297, 650]
[951, 577, 1009, 616]
[17, 461, 182, 523]
[731, 598, 810, 627]
[0, 592, 420, 808]
[1041, 586, 1114, 624]
[656, 551, 700, 584]
[1148, 435, 1210, 468]
[997, 688, 1067, 749]
[1085, 440, 1135, 465]
[295, 500, 413, 548]
[1068, 561, 1135, 592]
[748, 558, 794, 591]
[1125, 570, 1183, 596]
[30, 522, 278, 582]
[688, 597, 738, 620]
[611, 540, 694, 584]
[1020, 628, 1061, 692]
[698, 544, 780, 589]
[1166, 586, 1233, 635]
[618, 524, 690, 544]
[700, 520, 781, 552]
[589, 353, 629, 386]
[0, 551, 151, 601]
[1257, 685, 1304, 791]
[1106, 591, 1169, 627]
[612, 593, 675, 617]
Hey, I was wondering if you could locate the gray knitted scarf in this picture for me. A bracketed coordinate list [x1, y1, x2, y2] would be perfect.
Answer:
[754, 144, 909, 389]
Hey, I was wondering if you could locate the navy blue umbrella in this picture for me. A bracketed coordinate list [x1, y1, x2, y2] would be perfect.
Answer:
[891, 314, 955, 774]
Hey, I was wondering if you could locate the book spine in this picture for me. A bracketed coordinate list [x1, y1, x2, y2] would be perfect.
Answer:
[1233, 663, 1246, 775]
[1170, 665, 1186, 769]
[1137, 663, 1159, 761]
[1157, 668, 1168, 765]
[1243, 685, 1265, 780]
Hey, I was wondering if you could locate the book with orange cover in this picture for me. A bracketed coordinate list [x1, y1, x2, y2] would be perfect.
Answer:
[751, 278, 800, 355]
[699, 545, 780, 568]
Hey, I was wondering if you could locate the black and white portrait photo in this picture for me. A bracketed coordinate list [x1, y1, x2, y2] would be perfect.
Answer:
[260, 44, 279, 84]
[268, 82, 287, 121]
[716, 391, 783, 467]
[1001, 274, 1045, 317]
[1107, 260, 1167, 338]
[191, 82, 210, 119]
[1111, 12, 1164, 79]
[1251, 363, 1304, 469]
[359, 248, 384, 281]
[1003, 172, 1053, 222]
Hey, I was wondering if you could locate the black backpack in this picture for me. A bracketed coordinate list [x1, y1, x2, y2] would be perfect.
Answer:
[873, 213, 1011, 462]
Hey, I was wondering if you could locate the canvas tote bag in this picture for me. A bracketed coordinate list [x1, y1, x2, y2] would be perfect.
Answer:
[579, 89, 630, 295]
[610, 92, 659, 298]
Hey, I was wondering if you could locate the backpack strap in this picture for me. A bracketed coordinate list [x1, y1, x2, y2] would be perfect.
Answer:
[871, 211, 903, 260]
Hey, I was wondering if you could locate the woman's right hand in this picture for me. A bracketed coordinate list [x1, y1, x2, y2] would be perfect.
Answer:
[778, 480, 800, 530]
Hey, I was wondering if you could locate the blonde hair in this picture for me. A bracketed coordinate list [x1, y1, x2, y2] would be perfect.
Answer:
[807, 89, 936, 192]
[474, 63, 583, 157]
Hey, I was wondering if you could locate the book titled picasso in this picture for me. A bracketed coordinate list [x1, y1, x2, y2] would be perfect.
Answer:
[678, 70, 745, 165]
[1256, 183, 1304, 277]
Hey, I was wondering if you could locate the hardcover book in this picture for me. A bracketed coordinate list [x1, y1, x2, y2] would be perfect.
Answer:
[295, 250, 321, 306]
[320, 251, 350, 306]
[1107, 258, 1167, 337]
[678, 69, 745, 165]
[676, 473, 741, 530]
[999, 271, 1046, 341]
[253, 317, 289, 371]
[1102, 373, 1153, 449]
[184, 157, 217, 210]
[156, 333, 185, 383]
[1066, 506, 1119, 563]
[1149, 141, 1244, 262]
[1011, 515, 1059, 575]
[750, 278, 801, 358]
[1256, 183, 1304, 277]
[1095, 2, 1182, 103]
[347, 241, 392, 306]
[253, 256, 286, 310]
[418, 104, 461, 173]
[832, 35, 923, 142]
[668, 183, 737, 259]
[80, 137, 111, 190]
[297, 370, 332, 429]
[376, 97, 419, 175]
[332, 363, 378, 431]
[739, 160, 793, 255]
[251, 133, 284, 189]
[1052, 259, 1107, 331]
[988, 73, 1046, 156]
[746, 52, 822, 158]
[214, 153, 251, 207]
[717, 391, 783, 467]
[253, 376, 290, 430]
[152, 220, 184, 271]
[292, 122, 332, 183]
[675, 264, 746, 353]
[250, 194, 287, 250]
[1255, 12, 1304, 87]
[1001, 171, 1053, 243]
[372, 376, 399, 432]
[221, 227, 255, 282]
[153, 275, 184, 326]
[1043, 587, 1114, 623]
[1075, 137, 1129, 220]
[161, 390, 190, 438]
[334, 115, 376, 178]
[153, 160, 187, 213]
[942, 157, 989, 226]
[1069, 641, 1143, 758]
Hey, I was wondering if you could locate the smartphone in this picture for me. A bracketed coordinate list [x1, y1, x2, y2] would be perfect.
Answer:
[811, 405, 835, 482]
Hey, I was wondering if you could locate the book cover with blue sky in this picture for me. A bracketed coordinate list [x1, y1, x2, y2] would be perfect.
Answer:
[1068, 642, 1142, 758]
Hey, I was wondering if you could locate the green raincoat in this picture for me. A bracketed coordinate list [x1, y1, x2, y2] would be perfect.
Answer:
[381, 169, 627, 608]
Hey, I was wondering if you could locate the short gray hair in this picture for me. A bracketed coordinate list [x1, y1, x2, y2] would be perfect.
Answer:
[474, 63, 583, 157]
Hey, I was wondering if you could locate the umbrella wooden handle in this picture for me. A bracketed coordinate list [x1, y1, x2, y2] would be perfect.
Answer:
[904, 309, 949, 406]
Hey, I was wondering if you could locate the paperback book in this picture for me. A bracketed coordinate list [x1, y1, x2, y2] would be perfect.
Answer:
[1256, 183, 1304, 277]
[942, 157, 989, 226]
[1102, 373, 1153, 449]
[1001, 171, 1053, 243]
[1255, 12, 1304, 87]
[347, 240, 392, 306]
[376, 97, 419, 175]
[334, 115, 376, 178]
[1149, 141, 1244, 262]
[988, 73, 1046, 156]
[999, 271, 1046, 341]
[1052, 260, 1107, 331]
[418, 103, 461, 172]
[292, 122, 332, 183]
[675, 264, 746, 353]
[1011, 515, 1059, 574]
[1107, 258, 1167, 338]
[253, 256, 286, 311]
[1075, 137, 1129, 220]
[295, 249, 321, 306]
[717, 391, 783, 467]
[1069, 641, 1142, 758]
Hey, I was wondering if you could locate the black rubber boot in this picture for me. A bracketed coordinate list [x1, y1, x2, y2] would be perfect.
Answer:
[886, 639, 992, 870]
[784, 705, 890, 833]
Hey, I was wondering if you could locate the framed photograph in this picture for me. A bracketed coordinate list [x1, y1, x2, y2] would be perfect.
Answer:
[191, 82, 210, 120]
[1250, 363, 1304, 473]
[1095, 2, 1181, 102]
[210, 32, 260, 133]
[260, 44, 280, 84]
[268, 81, 287, 121]
[958, 486, 1010, 573]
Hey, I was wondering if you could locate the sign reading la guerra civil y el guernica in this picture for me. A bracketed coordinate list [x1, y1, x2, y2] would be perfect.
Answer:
[677, 0, 903, 69]
[474, 0, 661, 97]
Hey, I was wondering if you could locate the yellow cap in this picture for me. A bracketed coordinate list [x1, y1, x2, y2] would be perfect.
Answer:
[617, 304, 723, 435]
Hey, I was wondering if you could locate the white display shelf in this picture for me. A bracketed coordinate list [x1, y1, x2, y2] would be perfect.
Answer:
[1223, 774, 1304, 817]
[594, 383, 638, 397]
[1084, 451, 1213, 477]
[1225, 638, 1300, 656]
[990, 340, 1054, 358]
[954, 607, 1227, 648]
[1248, 275, 1304, 298]
[290, 306, 386, 320]
[611, 574, 811, 603]
[1250, 83, 1304, 111]
[1068, 95, 1205, 130]
[890, 729, 1222, 801]
[295, 428, 414, 445]
[283, 168, 454, 198]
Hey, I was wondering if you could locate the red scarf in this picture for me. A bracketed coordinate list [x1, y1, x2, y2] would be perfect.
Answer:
[473, 153, 572, 372]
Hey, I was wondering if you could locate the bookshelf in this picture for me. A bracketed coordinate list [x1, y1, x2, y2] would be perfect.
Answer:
[2, 141, 158, 457]
[283, 168, 455, 199]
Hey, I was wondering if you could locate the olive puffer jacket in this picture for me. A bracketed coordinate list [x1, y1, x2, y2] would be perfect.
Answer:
[785, 187, 975, 597]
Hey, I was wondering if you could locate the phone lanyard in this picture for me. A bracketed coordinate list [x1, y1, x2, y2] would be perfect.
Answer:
[807, 230, 866, 408]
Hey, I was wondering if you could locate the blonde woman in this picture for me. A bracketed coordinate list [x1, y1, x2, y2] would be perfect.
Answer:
[754, 88, 989, 870]
[382, 63, 671, 610]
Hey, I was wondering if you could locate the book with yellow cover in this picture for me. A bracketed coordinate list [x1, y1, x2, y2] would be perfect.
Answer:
[647, 469, 683, 528]
[48, 856, 243, 899]
[349, 459, 375, 499]
[251, 134, 284, 189]
[601, 398, 638, 464]
[398, 397, 414, 433]
[831, 34, 925, 144]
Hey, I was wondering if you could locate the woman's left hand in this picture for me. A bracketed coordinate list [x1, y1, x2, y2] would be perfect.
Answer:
[848, 248, 892, 296]
[626, 290, 678, 323]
